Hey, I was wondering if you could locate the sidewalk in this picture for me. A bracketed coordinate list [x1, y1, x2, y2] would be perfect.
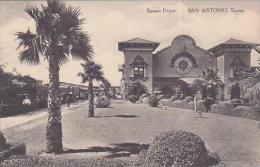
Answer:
[0, 102, 87, 131]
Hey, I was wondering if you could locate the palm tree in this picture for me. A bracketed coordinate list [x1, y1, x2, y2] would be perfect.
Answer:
[237, 66, 260, 105]
[16, 0, 93, 153]
[101, 78, 111, 93]
[78, 61, 104, 117]
[201, 68, 223, 87]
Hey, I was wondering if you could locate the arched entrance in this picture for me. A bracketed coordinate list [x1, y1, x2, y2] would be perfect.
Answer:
[128, 82, 147, 98]
[230, 83, 240, 99]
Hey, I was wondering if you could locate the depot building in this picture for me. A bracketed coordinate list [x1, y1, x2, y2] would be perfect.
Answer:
[118, 35, 259, 100]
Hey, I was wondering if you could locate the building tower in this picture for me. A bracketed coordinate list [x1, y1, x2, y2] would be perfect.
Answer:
[208, 39, 259, 99]
[118, 38, 159, 99]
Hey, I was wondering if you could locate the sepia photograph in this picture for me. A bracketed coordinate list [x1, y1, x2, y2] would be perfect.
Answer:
[0, 0, 260, 166]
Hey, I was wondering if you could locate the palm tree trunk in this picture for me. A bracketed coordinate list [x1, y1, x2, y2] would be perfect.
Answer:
[88, 77, 94, 117]
[46, 55, 63, 153]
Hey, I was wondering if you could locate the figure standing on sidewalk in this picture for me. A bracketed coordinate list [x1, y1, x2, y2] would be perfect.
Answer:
[22, 96, 31, 112]
[66, 94, 71, 107]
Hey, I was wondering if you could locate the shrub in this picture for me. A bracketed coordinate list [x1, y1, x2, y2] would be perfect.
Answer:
[128, 95, 139, 103]
[171, 100, 187, 108]
[158, 98, 171, 107]
[232, 106, 260, 120]
[0, 143, 26, 161]
[0, 131, 8, 151]
[210, 102, 233, 114]
[142, 97, 149, 104]
[206, 151, 221, 166]
[140, 130, 208, 167]
[148, 95, 158, 107]
[157, 95, 167, 101]
[185, 96, 194, 103]
[95, 96, 111, 108]
[138, 94, 149, 104]
[231, 98, 241, 104]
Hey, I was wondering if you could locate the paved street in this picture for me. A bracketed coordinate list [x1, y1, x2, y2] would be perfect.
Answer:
[2, 100, 260, 166]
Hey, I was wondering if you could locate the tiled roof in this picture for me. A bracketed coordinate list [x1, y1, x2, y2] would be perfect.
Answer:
[222, 38, 258, 45]
[208, 38, 259, 54]
[118, 38, 160, 51]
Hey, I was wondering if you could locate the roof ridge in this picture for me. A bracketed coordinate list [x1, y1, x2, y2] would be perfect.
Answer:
[224, 38, 257, 45]
[121, 37, 158, 44]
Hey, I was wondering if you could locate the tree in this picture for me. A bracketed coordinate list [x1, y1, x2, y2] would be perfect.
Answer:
[201, 68, 223, 87]
[101, 78, 111, 93]
[78, 61, 104, 117]
[236, 67, 260, 105]
[16, 0, 93, 153]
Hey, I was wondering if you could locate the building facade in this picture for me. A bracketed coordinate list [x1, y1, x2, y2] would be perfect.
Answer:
[118, 35, 259, 100]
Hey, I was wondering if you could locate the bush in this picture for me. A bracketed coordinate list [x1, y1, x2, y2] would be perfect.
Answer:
[185, 96, 194, 103]
[138, 94, 149, 103]
[142, 97, 149, 104]
[210, 102, 233, 114]
[95, 96, 111, 108]
[232, 106, 260, 120]
[157, 95, 167, 101]
[231, 98, 241, 104]
[140, 130, 209, 167]
[206, 151, 221, 166]
[0, 143, 26, 162]
[128, 95, 139, 103]
[148, 95, 158, 107]
[158, 98, 171, 107]
[0, 131, 8, 151]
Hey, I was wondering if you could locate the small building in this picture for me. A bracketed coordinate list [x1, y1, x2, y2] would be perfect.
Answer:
[118, 35, 259, 100]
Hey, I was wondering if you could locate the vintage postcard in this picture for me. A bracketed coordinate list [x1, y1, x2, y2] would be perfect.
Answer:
[0, 0, 260, 167]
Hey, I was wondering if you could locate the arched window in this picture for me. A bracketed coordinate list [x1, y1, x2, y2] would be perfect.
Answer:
[130, 56, 147, 78]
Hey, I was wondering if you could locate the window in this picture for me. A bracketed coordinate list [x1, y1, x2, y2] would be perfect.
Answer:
[134, 66, 144, 77]
[131, 56, 147, 78]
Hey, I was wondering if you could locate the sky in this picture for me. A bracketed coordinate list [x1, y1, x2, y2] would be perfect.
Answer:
[0, 0, 260, 86]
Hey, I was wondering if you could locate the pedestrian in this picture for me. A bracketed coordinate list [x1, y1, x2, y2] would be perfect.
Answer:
[66, 94, 71, 107]
[22, 96, 31, 112]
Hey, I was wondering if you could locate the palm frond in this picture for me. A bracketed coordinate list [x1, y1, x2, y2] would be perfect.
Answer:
[59, 6, 82, 32]
[70, 32, 93, 61]
[16, 31, 43, 65]
[47, 0, 66, 15]
[25, 5, 41, 22]
[18, 48, 40, 65]
[51, 45, 70, 66]
[78, 72, 88, 83]
[79, 61, 104, 83]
